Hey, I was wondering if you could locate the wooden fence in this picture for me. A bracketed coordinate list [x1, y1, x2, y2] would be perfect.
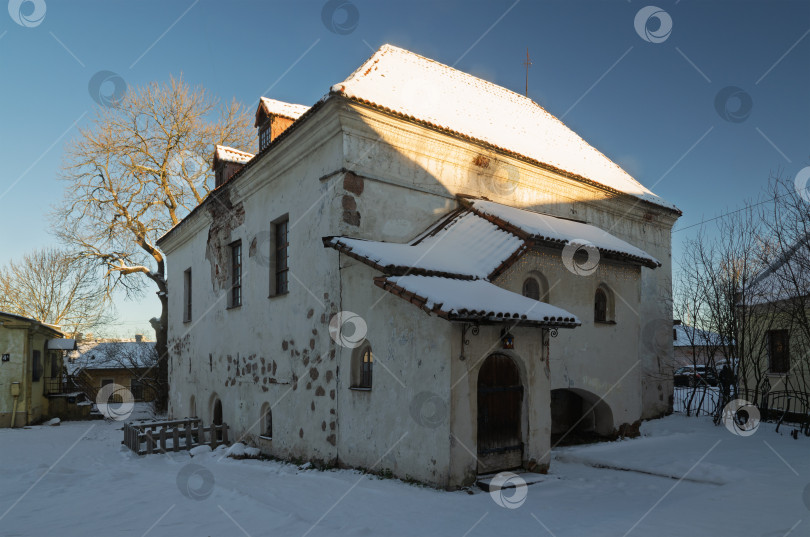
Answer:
[123, 418, 229, 455]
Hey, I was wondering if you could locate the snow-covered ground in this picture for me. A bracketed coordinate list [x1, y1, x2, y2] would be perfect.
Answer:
[0, 412, 807, 537]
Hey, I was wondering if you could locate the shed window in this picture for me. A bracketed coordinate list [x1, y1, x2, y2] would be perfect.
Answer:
[31, 351, 42, 382]
[768, 330, 789, 374]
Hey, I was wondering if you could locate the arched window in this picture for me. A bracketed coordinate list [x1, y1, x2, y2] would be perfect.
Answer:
[522, 277, 540, 300]
[261, 403, 272, 439]
[352, 344, 373, 390]
[522, 273, 549, 302]
[594, 289, 607, 323]
[594, 285, 615, 323]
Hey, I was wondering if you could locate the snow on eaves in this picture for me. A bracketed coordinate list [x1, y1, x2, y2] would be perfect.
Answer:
[469, 199, 660, 268]
[375, 275, 579, 327]
[332, 44, 678, 212]
[259, 97, 310, 120]
[214, 145, 254, 166]
[325, 211, 524, 279]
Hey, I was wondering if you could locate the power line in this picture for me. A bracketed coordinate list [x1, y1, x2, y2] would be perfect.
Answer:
[672, 190, 795, 233]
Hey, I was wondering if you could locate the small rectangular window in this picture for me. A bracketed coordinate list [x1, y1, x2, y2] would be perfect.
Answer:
[768, 329, 789, 373]
[183, 268, 192, 322]
[230, 241, 242, 308]
[270, 215, 290, 297]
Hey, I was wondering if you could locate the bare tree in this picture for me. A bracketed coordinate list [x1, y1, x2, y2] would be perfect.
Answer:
[674, 203, 772, 411]
[0, 248, 111, 337]
[52, 76, 255, 410]
[757, 171, 810, 399]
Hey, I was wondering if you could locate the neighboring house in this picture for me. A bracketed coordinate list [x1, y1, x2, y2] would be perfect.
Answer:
[158, 45, 680, 488]
[672, 322, 732, 369]
[0, 311, 76, 427]
[66, 339, 158, 402]
[739, 240, 810, 403]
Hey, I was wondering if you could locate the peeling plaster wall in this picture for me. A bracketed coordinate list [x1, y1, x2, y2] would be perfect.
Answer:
[163, 98, 676, 488]
[335, 260, 454, 487]
[166, 107, 345, 464]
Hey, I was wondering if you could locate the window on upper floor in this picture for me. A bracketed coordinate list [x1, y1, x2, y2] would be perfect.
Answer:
[595, 289, 607, 323]
[183, 268, 192, 322]
[230, 241, 243, 308]
[259, 122, 272, 151]
[594, 284, 615, 324]
[521, 272, 549, 302]
[522, 277, 540, 300]
[270, 215, 290, 297]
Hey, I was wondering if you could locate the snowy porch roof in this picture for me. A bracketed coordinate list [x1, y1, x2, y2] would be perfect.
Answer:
[374, 275, 579, 327]
[465, 199, 660, 268]
[323, 198, 659, 279]
[331, 44, 678, 213]
[212, 145, 255, 169]
[324, 209, 526, 280]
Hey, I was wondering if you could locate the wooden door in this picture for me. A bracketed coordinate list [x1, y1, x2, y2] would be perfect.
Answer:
[477, 354, 523, 473]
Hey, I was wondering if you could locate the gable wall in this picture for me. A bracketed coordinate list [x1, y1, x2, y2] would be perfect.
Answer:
[337, 101, 677, 420]
[164, 103, 349, 462]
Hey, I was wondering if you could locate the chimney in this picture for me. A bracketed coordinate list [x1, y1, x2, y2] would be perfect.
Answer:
[254, 97, 310, 151]
[135, 334, 143, 343]
[212, 146, 254, 188]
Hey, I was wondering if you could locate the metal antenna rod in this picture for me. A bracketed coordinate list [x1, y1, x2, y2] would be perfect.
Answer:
[523, 48, 532, 97]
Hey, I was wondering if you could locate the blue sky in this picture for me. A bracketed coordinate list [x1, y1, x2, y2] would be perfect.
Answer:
[0, 0, 807, 337]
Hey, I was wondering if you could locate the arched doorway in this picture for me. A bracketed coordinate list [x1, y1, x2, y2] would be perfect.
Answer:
[477, 354, 523, 474]
[550, 388, 614, 445]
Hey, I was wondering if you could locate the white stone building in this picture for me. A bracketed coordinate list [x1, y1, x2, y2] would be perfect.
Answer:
[158, 45, 680, 488]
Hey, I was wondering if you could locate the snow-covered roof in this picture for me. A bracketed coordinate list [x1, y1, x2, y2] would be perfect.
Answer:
[0, 311, 63, 334]
[258, 97, 310, 121]
[332, 44, 677, 212]
[325, 210, 525, 279]
[674, 324, 727, 348]
[212, 145, 254, 168]
[323, 196, 663, 328]
[325, 198, 658, 281]
[375, 275, 579, 327]
[747, 238, 810, 305]
[66, 342, 156, 375]
[468, 199, 660, 268]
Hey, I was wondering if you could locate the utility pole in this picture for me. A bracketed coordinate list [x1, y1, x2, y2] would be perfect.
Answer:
[523, 47, 532, 97]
